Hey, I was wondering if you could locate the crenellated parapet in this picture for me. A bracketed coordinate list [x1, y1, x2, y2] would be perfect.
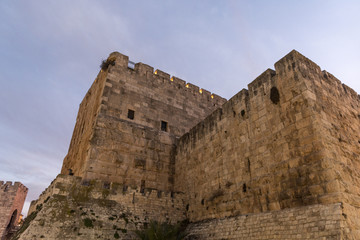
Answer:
[106, 51, 226, 105]
[0, 181, 28, 194]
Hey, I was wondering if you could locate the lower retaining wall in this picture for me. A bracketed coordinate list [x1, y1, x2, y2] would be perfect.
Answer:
[186, 203, 347, 239]
[18, 174, 186, 239]
[29, 174, 186, 224]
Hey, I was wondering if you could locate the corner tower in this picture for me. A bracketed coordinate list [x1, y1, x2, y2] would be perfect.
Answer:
[61, 52, 226, 191]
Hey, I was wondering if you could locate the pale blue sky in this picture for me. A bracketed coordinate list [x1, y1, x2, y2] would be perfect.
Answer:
[1, 0, 359, 215]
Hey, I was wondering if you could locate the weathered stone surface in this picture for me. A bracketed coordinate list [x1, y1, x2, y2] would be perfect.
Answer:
[17, 175, 185, 240]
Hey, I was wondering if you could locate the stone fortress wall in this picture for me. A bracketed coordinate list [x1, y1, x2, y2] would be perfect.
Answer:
[0, 181, 28, 240]
[20, 50, 360, 239]
[174, 50, 360, 238]
[61, 52, 225, 192]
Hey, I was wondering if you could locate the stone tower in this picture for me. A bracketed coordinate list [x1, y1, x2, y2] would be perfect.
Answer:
[0, 181, 28, 240]
[60, 52, 226, 191]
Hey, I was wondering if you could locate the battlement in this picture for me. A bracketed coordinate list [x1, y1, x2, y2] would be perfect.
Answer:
[0, 181, 28, 193]
[106, 51, 226, 104]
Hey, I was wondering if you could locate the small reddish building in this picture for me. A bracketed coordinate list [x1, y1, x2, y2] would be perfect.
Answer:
[0, 181, 28, 240]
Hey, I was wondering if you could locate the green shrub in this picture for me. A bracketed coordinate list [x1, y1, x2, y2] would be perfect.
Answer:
[83, 218, 94, 228]
[134, 221, 187, 240]
[100, 57, 116, 70]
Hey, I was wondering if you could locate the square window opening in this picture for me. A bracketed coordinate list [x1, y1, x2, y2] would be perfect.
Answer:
[127, 109, 135, 120]
[161, 121, 168, 132]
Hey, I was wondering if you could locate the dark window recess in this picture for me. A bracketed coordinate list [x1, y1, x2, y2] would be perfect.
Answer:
[270, 86, 280, 104]
[127, 109, 135, 120]
[161, 121, 168, 132]
[140, 180, 145, 194]
[241, 110, 245, 117]
[134, 158, 146, 170]
[243, 183, 247, 193]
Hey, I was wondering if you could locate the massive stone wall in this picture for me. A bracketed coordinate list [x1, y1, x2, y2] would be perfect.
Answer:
[62, 52, 226, 191]
[310, 69, 360, 238]
[174, 50, 360, 237]
[0, 181, 28, 240]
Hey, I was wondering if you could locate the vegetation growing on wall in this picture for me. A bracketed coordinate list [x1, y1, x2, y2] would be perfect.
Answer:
[134, 221, 188, 240]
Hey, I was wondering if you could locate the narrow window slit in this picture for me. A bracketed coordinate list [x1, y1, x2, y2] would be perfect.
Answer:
[140, 180, 145, 194]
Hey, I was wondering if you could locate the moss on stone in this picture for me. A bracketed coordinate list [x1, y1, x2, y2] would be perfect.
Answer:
[102, 188, 110, 199]
[83, 218, 94, 228]
[70, 184, 94, 203]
